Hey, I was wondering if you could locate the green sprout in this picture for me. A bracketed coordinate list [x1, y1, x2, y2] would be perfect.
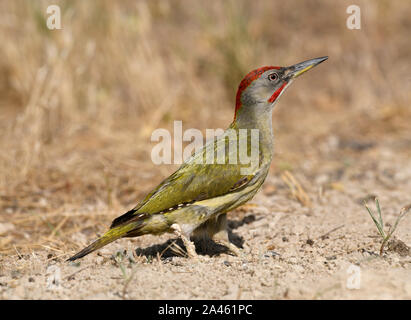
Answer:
[113, 251, 139, 299]
[364, 198, 411, 256]
[114, 251, 127, 279]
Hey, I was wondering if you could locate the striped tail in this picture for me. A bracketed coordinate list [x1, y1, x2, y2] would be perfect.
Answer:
[67, 223, 137, 261]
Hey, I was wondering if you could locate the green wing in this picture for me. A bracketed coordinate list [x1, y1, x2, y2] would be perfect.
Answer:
[111, 128, 258, 228]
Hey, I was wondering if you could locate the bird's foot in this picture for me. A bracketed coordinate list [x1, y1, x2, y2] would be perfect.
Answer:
[215, 240, 243, 257]
[227, 243, 242, 257]
[171, 224, 198, 259]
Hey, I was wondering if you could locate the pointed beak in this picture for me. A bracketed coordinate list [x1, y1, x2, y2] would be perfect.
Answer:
[284, 56, 328, 81]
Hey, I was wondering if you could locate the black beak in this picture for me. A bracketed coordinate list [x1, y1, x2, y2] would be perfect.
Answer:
[284, 56, 328, 81]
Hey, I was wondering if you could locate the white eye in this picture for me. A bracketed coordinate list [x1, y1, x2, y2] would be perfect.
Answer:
[268, 73, 279, 81]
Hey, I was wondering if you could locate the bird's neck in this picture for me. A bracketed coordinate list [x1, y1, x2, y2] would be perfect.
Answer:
[231, 104, 274, 162]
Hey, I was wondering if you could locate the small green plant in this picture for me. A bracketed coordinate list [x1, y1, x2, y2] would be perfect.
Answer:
[364, 198, 411, 256]
[113, 251, 127, 279]
[113, 251, 138, 299]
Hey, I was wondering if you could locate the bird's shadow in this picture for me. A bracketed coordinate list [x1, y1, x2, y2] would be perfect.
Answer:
[134, 214, 256, 259]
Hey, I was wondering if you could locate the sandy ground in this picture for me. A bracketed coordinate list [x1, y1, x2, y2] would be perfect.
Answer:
[1, 143, 410, 300]
[1, 0, 411, 301]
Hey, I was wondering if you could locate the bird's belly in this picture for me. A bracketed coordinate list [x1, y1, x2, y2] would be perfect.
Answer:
[188, 178, 262, 224]
[167, 167, 269, 236]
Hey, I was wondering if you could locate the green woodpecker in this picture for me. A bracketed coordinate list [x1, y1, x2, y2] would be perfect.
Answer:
[68, 56, 328, 261]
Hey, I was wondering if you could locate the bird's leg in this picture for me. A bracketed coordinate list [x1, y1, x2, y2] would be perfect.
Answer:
[170, 224, 198, 259]
[210, 213, 242, 256]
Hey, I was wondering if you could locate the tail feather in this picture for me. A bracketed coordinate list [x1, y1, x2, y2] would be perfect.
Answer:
[67, 223, 137, 261]
[110, 208, 137, 228]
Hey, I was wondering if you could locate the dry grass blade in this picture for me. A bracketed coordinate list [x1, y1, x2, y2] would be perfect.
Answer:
[158, 240, 179, 259]
[48, 216, 69, 239]
[388, 204, 411, 237]
[364, 199, 385, 238]
[318, 224, 345, 240]
[281, 170, 312, 207]
[63, 267, 89, 281]
[170, 241, 187, 258]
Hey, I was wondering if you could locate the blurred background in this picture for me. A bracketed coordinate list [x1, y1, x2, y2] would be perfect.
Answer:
[0, 0, 410, 255]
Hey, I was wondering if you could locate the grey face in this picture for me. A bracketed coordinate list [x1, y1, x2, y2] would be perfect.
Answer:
[249, 56, 328, 105]
[245, 69, 289, 106]
[235, 56, 328, 122]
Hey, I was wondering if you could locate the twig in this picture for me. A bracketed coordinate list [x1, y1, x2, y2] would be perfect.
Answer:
[48, 216, 69, 239]
[13, 245, 23, 259]
[63, 267, 89, 281]
[169, 240, 188, 258]
[318, 224, 345, 240]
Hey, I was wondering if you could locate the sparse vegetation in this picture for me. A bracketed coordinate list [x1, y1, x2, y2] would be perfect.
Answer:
[364, 198, 411, 256]
[281, 170, 311, 207]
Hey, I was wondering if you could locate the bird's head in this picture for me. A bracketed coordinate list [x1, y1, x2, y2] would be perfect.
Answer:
[234, 56, 328, 121]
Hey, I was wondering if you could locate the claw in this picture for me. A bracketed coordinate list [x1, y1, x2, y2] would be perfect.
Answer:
[227, 243, 242, 257]
[171, 224, 198, 259]
[215, 240, 242, 257]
